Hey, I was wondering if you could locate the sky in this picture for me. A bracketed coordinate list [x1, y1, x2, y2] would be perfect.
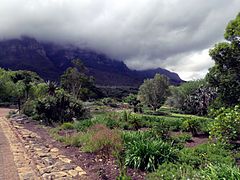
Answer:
[0, 0, 240, 80]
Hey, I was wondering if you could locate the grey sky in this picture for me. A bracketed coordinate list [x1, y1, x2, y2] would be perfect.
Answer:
[0, 0, 240, 80]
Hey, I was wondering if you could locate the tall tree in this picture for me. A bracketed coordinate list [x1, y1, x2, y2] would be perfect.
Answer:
[61, 59, 96, 100]
[138, 74, 169, 111]
[207, 13, 240, 106]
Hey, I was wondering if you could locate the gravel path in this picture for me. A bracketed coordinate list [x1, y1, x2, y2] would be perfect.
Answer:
[0, 108, 19, 180]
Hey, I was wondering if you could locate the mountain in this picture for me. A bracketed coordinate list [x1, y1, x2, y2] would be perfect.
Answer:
[0, 37, 183, 87]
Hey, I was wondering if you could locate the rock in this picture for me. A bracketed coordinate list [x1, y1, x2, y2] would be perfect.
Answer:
[39, 166, 54, 175]
[42, 157, 55, 166]
[50, 171, 68, 178]
[59, 164, 76, 171]
[59, 157, 72, 164]
[50, 148, 59, 153]
[68, 169, 78, 177]
[75, 166, 86, 175]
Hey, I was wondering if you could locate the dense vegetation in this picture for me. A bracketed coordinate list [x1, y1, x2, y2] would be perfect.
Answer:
[1, 12, 240, 180]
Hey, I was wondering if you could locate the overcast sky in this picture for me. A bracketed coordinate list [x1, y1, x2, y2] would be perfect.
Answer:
[0, 0, 240, 80]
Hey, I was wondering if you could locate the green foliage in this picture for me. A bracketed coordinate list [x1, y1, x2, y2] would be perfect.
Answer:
[21, 99, 38, 117]
[152, 122, 170, 140]
[166, 79, 206, 110]
[209, 105, 240, 143]
[73, 119, 94, 132]
[61, 59, 98, 100]
[123, 131, 178, 171]
[182, 117, 211, 136]
[60, 122, 75, 130]
[207, 13, 240, 107]
[0, 69, 43, 110]
[199, 163, 240, 180]
[36, 90, 85, 125]
[123, 94, 140, 112]
[30, 83, 48, 99]
[147, 163, 240, 180]
[172, 133, 192, 144]
[179, 143, 234, 168]
[147, 162, 199, 180]
[101, 97, 118, 107]
[138, 74, 169, 111]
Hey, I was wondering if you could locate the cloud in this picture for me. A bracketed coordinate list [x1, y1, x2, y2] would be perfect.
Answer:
[0, 0, 240, 80]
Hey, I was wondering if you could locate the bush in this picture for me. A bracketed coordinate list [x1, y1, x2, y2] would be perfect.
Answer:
[21, 99, 37, 117]
[106, 118, 120, 129]
[123, 131, 178, 171]
[199, 163, 240, 179]
[60, 122, 75, 130]
[80, 124, 123, 157]
[181, 117, 211, 136]
[181, 117, 201, 136]
[179, 143, 234, 169]
[36, 90, 85, 125]
[73, 119, 94, 132]
[147, 163, 240, 180]
[152, 122, 170, 140]
[147, 162, 200, 180]
[209, 105, 240, 143]
[101, 97, 118, 107]
[172, 133, 192, 144]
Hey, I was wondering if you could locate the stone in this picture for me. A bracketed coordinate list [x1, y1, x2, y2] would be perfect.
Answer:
[59, 164, 76, 171]
[39, 166, 54, 175]
[68, 169, 78, 177]
[50, 148, 59, 153]
[59, 157, 71, 163]
[42, 157, 55, 166]
[50, 171, 68, 178]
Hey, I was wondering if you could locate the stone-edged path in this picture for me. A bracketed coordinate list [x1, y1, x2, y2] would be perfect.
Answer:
[0, 109, 87, 180]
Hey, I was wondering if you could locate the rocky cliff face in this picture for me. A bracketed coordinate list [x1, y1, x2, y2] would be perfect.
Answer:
[0, 37, 183, 86]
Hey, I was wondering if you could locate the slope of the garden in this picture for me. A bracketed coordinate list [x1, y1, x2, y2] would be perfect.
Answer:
[10, 104, 213, 179]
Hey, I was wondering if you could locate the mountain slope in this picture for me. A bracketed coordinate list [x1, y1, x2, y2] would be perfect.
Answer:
[0, 37, 183, 86]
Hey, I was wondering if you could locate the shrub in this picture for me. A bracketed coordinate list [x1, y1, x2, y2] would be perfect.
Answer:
[60, 122, 75, 130]
[209, 105, 240, 143]
[172, 133, 192, 144]
[73, 119, 94, 132]
[21, 99, 37, 117]
[36, 90, 85, 125]
[101, 97, 118, 107]
[179, 143, 234, 169]
[80, 124, 123, 158]
[147, 163, 240, 180]
[199, 163, 240, 179]
[147, 162, 200, 180]
[123, 131, 178, 171]
[152, 122, 170, 140]
[61, 134, 82, 147]
[181, 117, 201, 136]
[181, 117, 211, 136]
[106, 118, 120, 129]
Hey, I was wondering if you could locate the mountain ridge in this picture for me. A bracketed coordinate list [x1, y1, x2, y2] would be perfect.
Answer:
[0, 37, 184, 86]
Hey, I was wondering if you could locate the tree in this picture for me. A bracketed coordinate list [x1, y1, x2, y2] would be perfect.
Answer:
[166, 79, 206, 109]
[182, 86, 217, 116]
[207, 13, 240, 107]
[11, 70, 43, 100]
[124, 94, 140, 112]
[61, 59, 97, 100]
[138, 74, 169, 111]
